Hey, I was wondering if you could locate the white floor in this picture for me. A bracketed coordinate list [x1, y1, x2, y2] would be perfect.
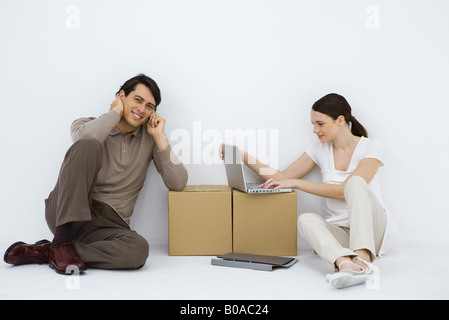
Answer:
[1, 241, 448, 300]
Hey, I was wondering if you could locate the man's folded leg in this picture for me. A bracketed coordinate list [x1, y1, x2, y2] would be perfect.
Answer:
[43, 139, 103, 274]
[45, 138, 103, 234]
[5, 139, 102, 272]
[73, 230, 150, 270]
[71, 202, 149, 270]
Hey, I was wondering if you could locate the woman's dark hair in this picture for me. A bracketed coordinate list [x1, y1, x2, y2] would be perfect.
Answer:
[312, 93, 368, 137]
[116, 73, 161, 106]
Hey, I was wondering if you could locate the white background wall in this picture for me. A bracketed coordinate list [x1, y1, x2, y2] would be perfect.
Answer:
[1, 0, 448, 248]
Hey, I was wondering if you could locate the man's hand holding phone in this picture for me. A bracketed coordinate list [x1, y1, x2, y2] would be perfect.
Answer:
[147, 111, 169, 151]
[146, 111, 165, 135]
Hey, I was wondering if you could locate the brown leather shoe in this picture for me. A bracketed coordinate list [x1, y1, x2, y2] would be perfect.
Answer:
[48, 242, 86, 275]
[4, 240, 51, 265]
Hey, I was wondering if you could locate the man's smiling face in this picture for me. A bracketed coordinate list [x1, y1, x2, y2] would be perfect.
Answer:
[117, 83, 157, 133]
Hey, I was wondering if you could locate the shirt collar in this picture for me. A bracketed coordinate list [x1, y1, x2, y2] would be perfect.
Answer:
[110, 125, 142, 137]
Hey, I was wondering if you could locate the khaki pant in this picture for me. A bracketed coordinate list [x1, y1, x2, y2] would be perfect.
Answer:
[298, 176, 387, 266]
[45, 139, 149, 270]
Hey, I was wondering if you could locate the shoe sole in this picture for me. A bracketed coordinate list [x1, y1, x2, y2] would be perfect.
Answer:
[327, 272, 369, 289]
[3, 240, 50, 264]
[49, 261, 86, 275]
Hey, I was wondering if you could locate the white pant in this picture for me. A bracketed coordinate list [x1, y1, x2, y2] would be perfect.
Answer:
[298, 176, 387, 266]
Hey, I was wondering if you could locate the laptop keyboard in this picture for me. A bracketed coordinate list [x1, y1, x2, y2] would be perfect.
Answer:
[246, 183, 280, 192]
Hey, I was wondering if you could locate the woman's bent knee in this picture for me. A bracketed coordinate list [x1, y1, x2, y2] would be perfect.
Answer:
[298, 212, 323, 225]
[297, 213, 323, 235]
[344, 175, 369, 199]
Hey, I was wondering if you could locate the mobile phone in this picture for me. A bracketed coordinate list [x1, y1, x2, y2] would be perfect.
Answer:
[147, 110, 155, 125]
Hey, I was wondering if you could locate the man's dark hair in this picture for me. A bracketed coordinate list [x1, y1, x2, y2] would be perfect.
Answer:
[116, 74, 161, 106]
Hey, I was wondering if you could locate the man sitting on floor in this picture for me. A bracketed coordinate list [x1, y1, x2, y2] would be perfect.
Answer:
[4, 74, 188, 274]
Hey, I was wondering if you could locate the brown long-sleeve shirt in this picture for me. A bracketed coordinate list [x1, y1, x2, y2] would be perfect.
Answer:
[71, 110, 188, 224]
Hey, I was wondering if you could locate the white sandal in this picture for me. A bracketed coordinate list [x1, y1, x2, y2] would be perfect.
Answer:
[353, 257, 374, 275]
[338, 260, 365, 275]
[326, 260, 370, 289]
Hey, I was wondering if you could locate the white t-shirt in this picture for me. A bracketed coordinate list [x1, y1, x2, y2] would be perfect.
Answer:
[305, 136, 396, 254]
[305, 136, 385, 227]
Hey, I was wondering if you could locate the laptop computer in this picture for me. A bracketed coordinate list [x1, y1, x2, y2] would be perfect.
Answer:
[222, 144, 292, 194]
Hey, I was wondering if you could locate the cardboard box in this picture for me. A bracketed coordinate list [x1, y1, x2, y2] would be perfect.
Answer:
[232, 189, 297, 256]
[168, 185, 232, 256]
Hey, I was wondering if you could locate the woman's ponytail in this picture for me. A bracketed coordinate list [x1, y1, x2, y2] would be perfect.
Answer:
[349, 115, 368, 138]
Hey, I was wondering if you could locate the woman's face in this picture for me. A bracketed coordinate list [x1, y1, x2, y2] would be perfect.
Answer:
[310, 110, 342, 143]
